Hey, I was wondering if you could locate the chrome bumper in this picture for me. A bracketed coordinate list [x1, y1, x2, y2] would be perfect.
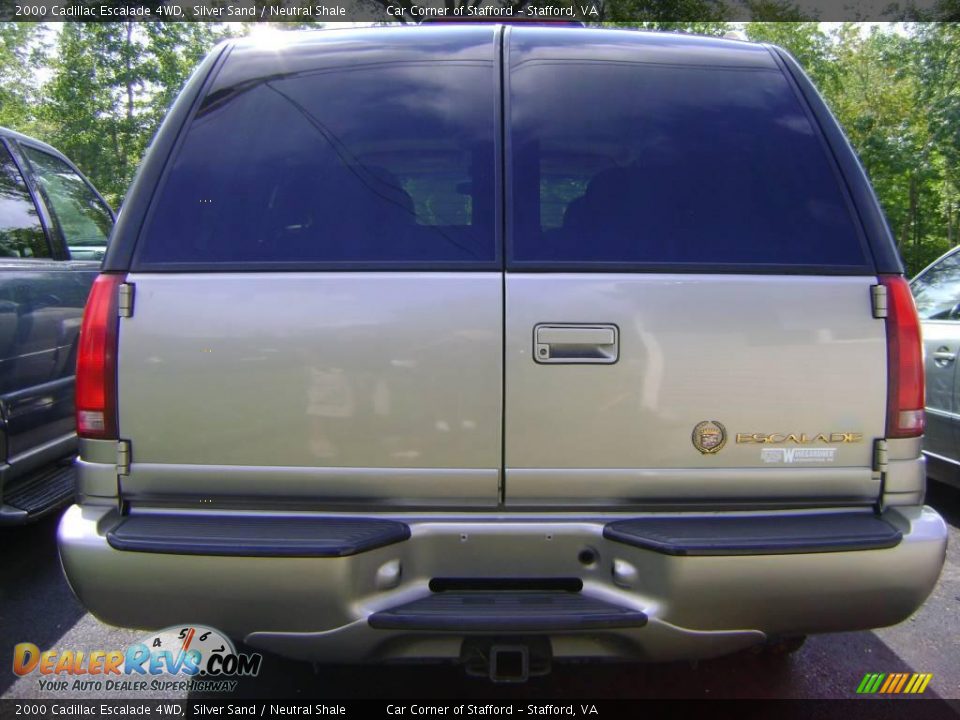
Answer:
[58, 504, 947, 663]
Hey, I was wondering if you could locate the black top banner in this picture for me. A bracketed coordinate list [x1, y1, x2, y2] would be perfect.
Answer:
[1, 0, 957, 22]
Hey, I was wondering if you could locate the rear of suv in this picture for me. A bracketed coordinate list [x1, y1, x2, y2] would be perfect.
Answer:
[59, 25, 947, 674]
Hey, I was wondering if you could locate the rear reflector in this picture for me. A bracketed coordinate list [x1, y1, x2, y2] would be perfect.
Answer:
[76, 274, 124, 439]
[881, 275, 925, 438]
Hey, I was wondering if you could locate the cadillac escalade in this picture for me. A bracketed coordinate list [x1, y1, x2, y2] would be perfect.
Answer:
[58, 25, 947, 681]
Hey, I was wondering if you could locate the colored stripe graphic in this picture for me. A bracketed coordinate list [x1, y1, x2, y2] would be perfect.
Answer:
[857, 672, 932, 694]
[905, 673, 934, 694]
[892, 673, 910, 693]
[857, 673, 885, 693]
[879, 674, 898, 693]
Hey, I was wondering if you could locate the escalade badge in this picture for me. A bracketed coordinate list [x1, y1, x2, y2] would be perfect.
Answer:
[692, 420, 727, 454]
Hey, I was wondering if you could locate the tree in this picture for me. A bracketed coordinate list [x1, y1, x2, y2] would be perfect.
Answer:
[42, 22, 229, 205]
[0, 23, 45, 132]
[825, 25, 950, 272]
[909, 22, 960, 248]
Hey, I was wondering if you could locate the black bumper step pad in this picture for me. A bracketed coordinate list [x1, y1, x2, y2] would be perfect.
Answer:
[604, 512, 902, 556]
[368, 591, 648, 631]
[107, 514, 410, 557]
[4, 463, 75, 516]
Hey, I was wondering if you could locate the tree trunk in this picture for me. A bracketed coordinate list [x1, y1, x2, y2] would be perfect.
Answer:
[948, 195, 956, 248]
[125, 21, 135, 123]
[909, 174, 919, 267]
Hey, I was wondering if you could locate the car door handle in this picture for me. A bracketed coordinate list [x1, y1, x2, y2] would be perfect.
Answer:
[534, 324, 619, 364]
[934, 347, 956, 366]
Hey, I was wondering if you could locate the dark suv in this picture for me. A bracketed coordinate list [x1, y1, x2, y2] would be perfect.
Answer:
[0, 127, 114, 524]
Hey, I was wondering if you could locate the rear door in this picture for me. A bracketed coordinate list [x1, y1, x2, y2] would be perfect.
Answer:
[503, 28, 887, 506]
[912, 250, 960, 462]
[117, 28, 504, 507]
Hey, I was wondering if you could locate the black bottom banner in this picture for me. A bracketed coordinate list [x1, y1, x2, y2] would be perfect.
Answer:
[1, 700, 959, 720]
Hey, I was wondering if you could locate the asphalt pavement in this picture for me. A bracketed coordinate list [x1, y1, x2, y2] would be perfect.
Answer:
[2, 482, 958, 702]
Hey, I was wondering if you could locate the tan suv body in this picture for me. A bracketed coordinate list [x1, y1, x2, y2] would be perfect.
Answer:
[59, 26, 947, 678]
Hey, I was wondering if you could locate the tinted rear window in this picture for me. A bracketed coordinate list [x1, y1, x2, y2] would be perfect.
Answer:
[912, 251, 960, 320]
[508, 62, 869, 269]
[21, 146, 113, 259]
[0, 145, 49, 259]
[138, 61, 497, 268]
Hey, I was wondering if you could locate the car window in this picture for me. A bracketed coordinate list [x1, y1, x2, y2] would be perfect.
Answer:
[137, 62, 497, 268]
[912, 251, 960, 320]
[509, 62, 869, 269]
[21, 146, 113, 261]
[0, 144, 50, 259]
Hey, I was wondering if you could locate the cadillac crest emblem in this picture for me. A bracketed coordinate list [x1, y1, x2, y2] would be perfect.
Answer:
[692, 420, 727, 454]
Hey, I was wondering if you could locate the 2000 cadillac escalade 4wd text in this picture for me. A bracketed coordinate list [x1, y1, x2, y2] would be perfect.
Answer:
[59, 25, 947, 679]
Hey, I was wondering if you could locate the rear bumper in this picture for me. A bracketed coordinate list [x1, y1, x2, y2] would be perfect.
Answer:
[58, 504, 947, 663]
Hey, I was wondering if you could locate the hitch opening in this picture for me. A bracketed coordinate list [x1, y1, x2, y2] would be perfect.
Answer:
[490, 645, 529, 683]
[461, 636, 551, 683]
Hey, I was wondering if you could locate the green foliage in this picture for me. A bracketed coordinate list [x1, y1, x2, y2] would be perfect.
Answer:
[37, 22, 230, 206]
[0, 23, 46, 132]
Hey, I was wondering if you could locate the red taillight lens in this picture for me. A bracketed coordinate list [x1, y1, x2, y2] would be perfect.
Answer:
[76, 274, 124, 439]
[881, 275, 925, 438]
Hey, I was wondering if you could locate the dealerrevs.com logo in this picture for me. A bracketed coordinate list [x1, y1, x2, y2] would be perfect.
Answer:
[13, 625, 262, 693]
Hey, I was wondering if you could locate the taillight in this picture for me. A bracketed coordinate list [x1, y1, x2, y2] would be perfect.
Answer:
[881, 275, 925, 438]
[76, 274, 124, 439]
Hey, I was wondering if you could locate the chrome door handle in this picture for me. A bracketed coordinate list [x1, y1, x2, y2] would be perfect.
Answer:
[934, 347, 956, 367]
[534, 324, 619, 364]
